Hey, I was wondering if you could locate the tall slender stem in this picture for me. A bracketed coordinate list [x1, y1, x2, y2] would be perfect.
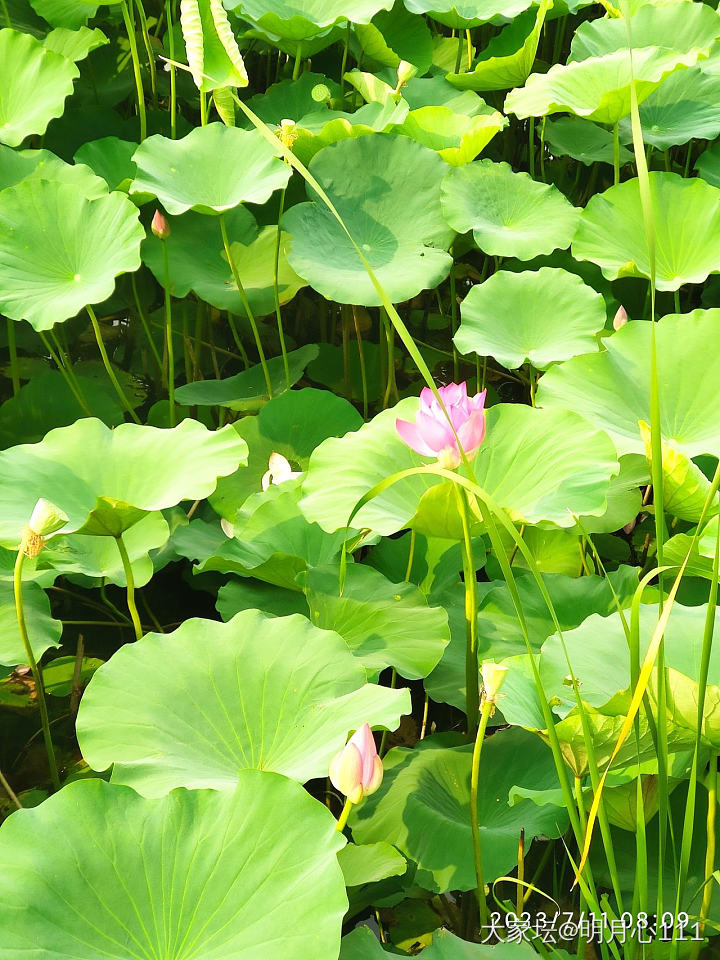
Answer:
[335, 796, 353, 832]
[120, 0, 147, 140]
[272, 188, 291, 390]
[161, 240, 176, 425]
[469, 699, 492, 925]
[613, 122, 620, 185]
[6, 318, 19, 396]
[86, 305, 141, 423]
[131, 272, 163, 376]
[39, 332, 92, 415]
[0, 768, 21, 810]
[165, 0, 177, 138]
[219, 213, 272, 397]
[293, 41, 303, 80]
[700, 757, 718, 932]
[14, 548, 60, 792]
[134, 0, 157, 105]
[455, 485, 479, 735]
[114, 534, 143, 641]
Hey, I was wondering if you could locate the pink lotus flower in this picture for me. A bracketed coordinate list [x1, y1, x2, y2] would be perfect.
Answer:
[396, 382, 487, 469]
[613, 305, 628, 330]
[329, 723, 383, 804]
[151, 209, 170, 240]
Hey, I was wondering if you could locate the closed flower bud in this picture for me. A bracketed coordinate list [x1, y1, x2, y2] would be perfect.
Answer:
[329, 723, 383, 804]
[481, 661, 509, 703]
[612, 305, 628, 330]
[151, 209, 171, 240]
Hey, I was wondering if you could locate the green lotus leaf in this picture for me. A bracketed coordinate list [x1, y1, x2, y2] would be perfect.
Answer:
[572, 172, 720, 290]
[456, 267, 605, 369]
[77, 610, 410, 793]
[394, 105, 506, 165]
[504, 47, 700, 126]
[543, 116, 633, 167]
[367, 529, 485, 598]
[73, 137, 139, 192]
[41, 513, 170, 587]
[0, 180, 144, 331]
[209, 387, 361, 518]
[0, 146, 108, 201]
[616, 65, 720, 150]
[44, 25, 108, 61]
[639, 422, 718, 523]
[0, 775, 348, 959]
[351, 728, 567, 892]
[304, 563, 449, 679]
[175, 344, 320, 412]
[426, 567, 638, 710]
[197, 482, 349, 590]
[29, 0, 100, 29]
[43, 655, 103, 697]
[537, 310, 720, 457]
[664, 516, 720, 581]
[142, 207, 305, 316]
[695, 139, 720, 188]
[301, 398, 618, 535]
[440, 159, 580, 260]
[180, 0, 248, 92]
[241, 72, 342, 127]
[569, 1, 720, 62]
[338, 841, 407, 887]
[402, 0, 533, 30]
[227, 0, 394, 40]
[284, 135, 454, 306]
[0, 579, 62, 666]
[131, 123, 291, 215]
[341, 926, 534, 958]
[0, 28, 79, 147]
[445, 0, 549, 92]
[217, 577, 309, 619]
[353, 1, 434, 73]
[288, 100, 409, 164]
[0, 418, 247, 544]
[402, 76, 491, 115]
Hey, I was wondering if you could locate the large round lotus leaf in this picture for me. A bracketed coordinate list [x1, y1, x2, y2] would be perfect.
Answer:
[0, 28, 79, 147]
[0, 145, 107, 196]
[0, 180, 144, 331]
[29, 0, 101, 29]
[228, 0, 393, 39]
[572, 173, 720, 291]
[304, 563, 449, 679]
[504, 47, 700, 126]
[301, 399, 619, 535]
[0, 418, 247, 544]
[351, 728, 567, 892]
[210, 387, 362, 517]
[440, 160, 580, 260]
[73, 137, 139, 193]
[394, 105, 506, 165]
[695, 140, 720, 188]
[445, 0, 549, 93]
[131, 123, 291, 215]
[283, 135, 454, 306]
[341, 927, 538, 959]
[569, 1, 720, 62]
[0, 579, 62, 666]
[142, 208, 305, 317]
[402, 0, 532, 29]
[77, 610, 411, 794]
[538, 310, 720, 458]
[0, 775, 348, 959]
[44, 25, 108, 62]
[241, 72, 341, 127]
[543, 116, 634, 167]
[456, 267, 605, 370]
[354, 2, 434, 74]
[616, 65, 720, 150]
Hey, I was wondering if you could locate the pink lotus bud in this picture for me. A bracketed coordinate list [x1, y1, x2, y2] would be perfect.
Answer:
[622, 518, 636, 536]
[261, 452, 301, 491]
[396, 382, 487, 469]
[329, 723, 383, 805]
[151, 209, 170, 240]
[613, 305, 628, 330]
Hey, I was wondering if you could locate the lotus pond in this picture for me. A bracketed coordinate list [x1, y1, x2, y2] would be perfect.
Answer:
[1, 0, 720, 956]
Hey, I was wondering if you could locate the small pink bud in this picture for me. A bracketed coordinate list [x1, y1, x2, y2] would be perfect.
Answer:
[396, 381, 487, 469]
[613, 305, 628, 330]
[329, 723, 383, 804]
[151, 209, 170, 240]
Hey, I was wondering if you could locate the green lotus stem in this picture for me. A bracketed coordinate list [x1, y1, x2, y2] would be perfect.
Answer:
[38, 331, 92, 416]
[699, 756, 718, 936]
[50, 329, 89, 413]
[120, 0, 147, 141]
[131, 273, 163, 376]
[613, 122, 620, 185]
[379, 670, 397, 757]
[454, 32, 463, 73]
[161, 240, 176, 425]
[218, 213, 273, 398]
[6, 318, 19, 396]
[134, 0, 157, 106]
[114, 534, 143, 641]
[465, 30, 472, 71]
[293, 41, 303, 80]
[341, 305, 351, 402]
[86, 305, 141, 423]
[351, 305, 368, 420]
[0, 0, 10, 27]
[200, 91, 208, 125]
[539, 116, 547, 183]
[335, 797, 353, 832]
[165, 0, 177, 138]
[455, 485, 479, 736]
[449, 252, 459, 381]
[340, 23, 350, 96]
[14, 548, 60, 792]
[528, 116, 535, 179]
[469, 697, 492, 925]
[273, 188, 291, 390]
[0, 768, 21, 810]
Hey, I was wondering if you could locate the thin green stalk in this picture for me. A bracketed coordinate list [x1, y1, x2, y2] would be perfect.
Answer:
[455, 485, 479, 736]
[469, 698, 492, 925]
[38, 332, 92, 416]
[165, 0, 177, 138]
[465, 29, 472, 71]
[613, 122, 620, 185]
[131, 273, 163, 375]
[539, 116, 547, 182]
[200, 91, 207, 125]
[336, 797, 353, 832]
[0, 0, 10, 27]
[0, 768, 21, 809]
[50, 329, 87, 412]
[379, 670, 397, 757]
[160, 240, 176, 425]
[528, 117, 535, 179]
[341, 305, 351, 402]
[14, 547, 60, 792]
[134, 0, 157, 105]
[293, 41, 303, 80]
[114, 535, 143, 641]
[449, 255, 459, 381]
[700, 757, 718, 934]
[340, 23, 350, 96]
[683, 139, 693, 178]
[454, 31, 463, 73]
[351, 306, 369, 420]
[218, 213, 273, 397]
[273, 187, 291, 390]
[120, 0, 147, 140]
[86, 305, 141, 423]
[6, 318, 19, 396]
